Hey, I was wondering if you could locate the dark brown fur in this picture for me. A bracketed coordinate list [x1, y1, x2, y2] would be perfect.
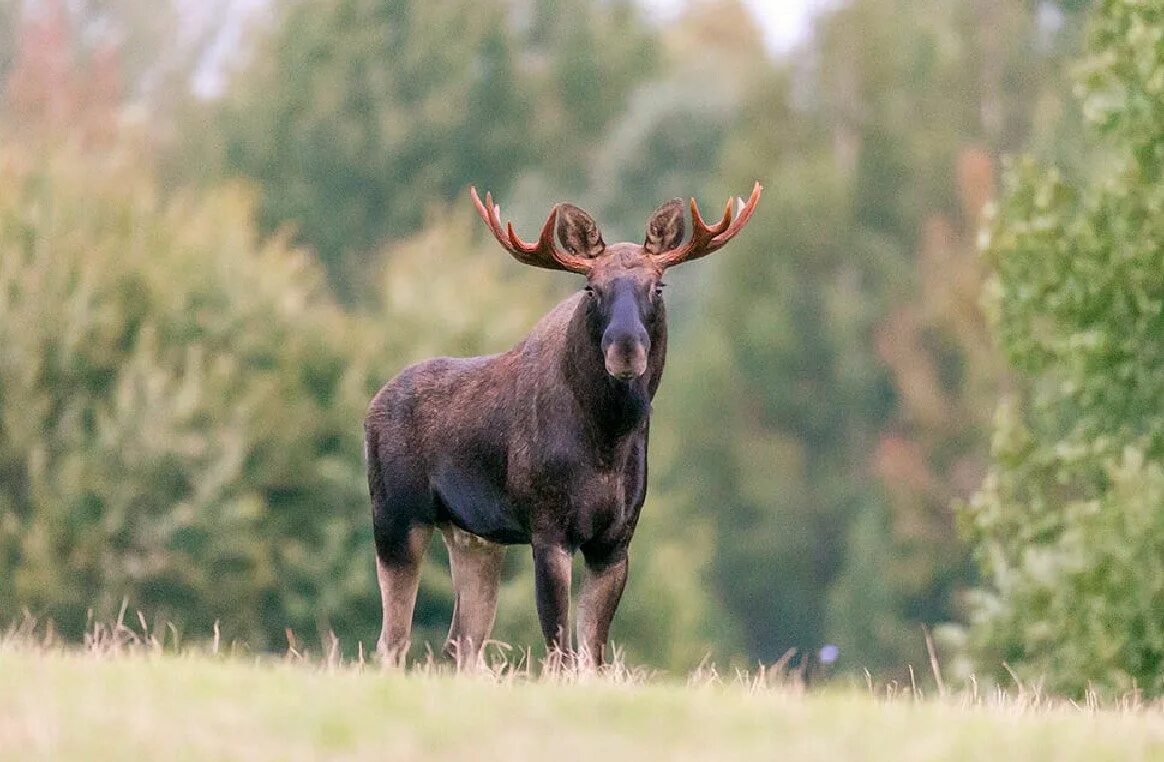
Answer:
[366, 186, 760, 666]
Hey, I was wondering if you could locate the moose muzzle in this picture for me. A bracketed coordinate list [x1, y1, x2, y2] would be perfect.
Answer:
[602, 335, 649, 380]
[601, 298, 650, 381]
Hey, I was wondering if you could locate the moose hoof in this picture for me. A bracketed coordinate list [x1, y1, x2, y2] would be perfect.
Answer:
[376, 638, 409, 670]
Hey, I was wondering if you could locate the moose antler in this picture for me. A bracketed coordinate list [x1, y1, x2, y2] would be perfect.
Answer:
[470, 187, 594, 274]
[651, 182, 763, 269]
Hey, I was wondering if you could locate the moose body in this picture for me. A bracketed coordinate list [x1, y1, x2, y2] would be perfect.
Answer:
[366, 183, 760, 666]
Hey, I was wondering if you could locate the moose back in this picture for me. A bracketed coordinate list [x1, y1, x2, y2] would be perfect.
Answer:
[365, 183, 761, 666]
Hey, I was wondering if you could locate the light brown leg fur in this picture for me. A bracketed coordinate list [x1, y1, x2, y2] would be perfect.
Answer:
[376, 524, 433, 667]
[440, 525, 506, 668]
[576, 555, 628, 668]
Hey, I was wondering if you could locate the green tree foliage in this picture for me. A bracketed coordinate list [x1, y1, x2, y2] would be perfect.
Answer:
[655, 0, 1087, 669]
[823, 0, 1091, 672]
[667, 149, 887, 664]
[826, 150, 1002, 668]
[580, 0, 763, 239]
[526, 0, 661, 183]
[0, 0, 16, 80]
[218, 0, 530, 293]
[0, 148, 386, 648]
[218, 0, 657, 297]
[965, 0, 1164, 696]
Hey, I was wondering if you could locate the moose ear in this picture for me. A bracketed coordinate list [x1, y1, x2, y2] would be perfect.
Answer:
[555, 203, 605, 258]
[643, 198, 686, 254]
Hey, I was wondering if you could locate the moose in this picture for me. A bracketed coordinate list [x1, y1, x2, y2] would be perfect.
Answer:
[365, 182, 762, 666]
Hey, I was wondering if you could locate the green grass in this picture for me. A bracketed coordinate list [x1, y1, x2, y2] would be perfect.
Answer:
[2, 648, 1163, 761]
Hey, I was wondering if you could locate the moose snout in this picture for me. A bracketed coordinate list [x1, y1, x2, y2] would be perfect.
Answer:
[601, 328, 650, 381]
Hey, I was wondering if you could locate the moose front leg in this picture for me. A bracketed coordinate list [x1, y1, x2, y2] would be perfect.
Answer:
[576, 547, 628, 668]
[532, 542, 572, 661]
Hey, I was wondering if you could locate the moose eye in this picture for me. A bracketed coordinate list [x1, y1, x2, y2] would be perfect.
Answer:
[654, 283, 666, 297]
[583, 285, 596, 298]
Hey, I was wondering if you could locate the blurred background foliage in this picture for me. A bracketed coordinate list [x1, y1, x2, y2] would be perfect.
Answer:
[965, 0, 1164, 696]
[2, 0, 1159, 693]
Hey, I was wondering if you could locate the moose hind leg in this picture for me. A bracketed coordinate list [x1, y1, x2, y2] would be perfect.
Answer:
[440, 525, 506, 667]
[375, 524, 433, 667]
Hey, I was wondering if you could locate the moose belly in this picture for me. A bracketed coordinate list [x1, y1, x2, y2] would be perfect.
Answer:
[431, 466, 529, 545]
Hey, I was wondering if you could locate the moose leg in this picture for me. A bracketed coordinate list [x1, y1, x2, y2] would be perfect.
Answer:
[374, 524, 433, 667]
[532, 542, 573, 661]
[576, 547, 629, 668]
[439, 525, 506, 667]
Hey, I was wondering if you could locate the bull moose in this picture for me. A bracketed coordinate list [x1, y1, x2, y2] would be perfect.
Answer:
[365, 182, 762, 666]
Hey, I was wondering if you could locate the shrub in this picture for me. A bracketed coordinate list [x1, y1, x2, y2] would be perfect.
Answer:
[0, 148, 382, 648]
[964, 0, 1164, 696]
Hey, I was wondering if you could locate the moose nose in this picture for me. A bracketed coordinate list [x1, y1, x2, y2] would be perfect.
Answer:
[601, 327, 650, 381]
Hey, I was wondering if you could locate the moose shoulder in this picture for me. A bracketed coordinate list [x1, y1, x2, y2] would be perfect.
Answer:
[365, 183, 762, 667]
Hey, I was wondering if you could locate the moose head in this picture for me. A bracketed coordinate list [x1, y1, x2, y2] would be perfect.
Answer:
[470, 182, 763, 381]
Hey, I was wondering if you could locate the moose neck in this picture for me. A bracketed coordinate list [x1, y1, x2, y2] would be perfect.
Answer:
[562, 296, 666, 445]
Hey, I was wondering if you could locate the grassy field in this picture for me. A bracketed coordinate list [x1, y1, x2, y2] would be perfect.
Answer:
[2, 646, 1163, 761]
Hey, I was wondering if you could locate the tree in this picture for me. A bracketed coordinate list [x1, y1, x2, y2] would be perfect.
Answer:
[828, 149, 999, 668]
[2, 0, 229, 120]
[657, 0, 1089, 669]
[0, 0, 393, 651]
[0, 0, 17, 81]
[964, 0, 1164, 696]
[216, 0, 526, 296]
[217, 0, 659, 299]
[0, 146, 389, 648]
[2, 0, 124, 146]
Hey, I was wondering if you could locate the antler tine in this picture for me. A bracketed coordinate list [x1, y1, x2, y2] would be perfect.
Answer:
[685, 195, 734, 253]
[691, 196, 734, 237]
[654, 182, 763, 269]
[469, 186, 593, 274]
[713, 181, 762, 246]
[504, 211, 553, 257]
[471, 187, 504, 244]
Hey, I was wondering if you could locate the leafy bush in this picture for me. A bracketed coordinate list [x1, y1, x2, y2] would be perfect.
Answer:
[0, 148, 383, 648]
[964, 0, 1164, 696]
